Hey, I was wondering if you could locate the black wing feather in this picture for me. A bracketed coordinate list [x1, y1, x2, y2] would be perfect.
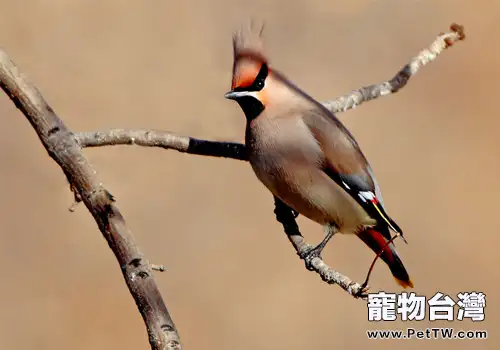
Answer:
[323, 167, 403, 240]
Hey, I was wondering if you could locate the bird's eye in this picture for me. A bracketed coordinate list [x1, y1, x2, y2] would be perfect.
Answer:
[255, 78, 264, 90]
[249, 64, 268, 91]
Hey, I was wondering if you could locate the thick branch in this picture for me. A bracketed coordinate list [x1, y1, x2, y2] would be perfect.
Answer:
[0, 51, 181, 349]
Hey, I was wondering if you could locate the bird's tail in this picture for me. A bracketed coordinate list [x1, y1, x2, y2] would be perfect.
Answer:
[358, 227, 414, 288]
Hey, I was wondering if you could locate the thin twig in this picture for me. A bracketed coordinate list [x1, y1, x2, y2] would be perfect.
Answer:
[0, 50, 181, 350]
[273, 197, 369, 299]
[322, 23, 465, 113]
[72, 23, 465, 300]
[152, 264, 167, 272]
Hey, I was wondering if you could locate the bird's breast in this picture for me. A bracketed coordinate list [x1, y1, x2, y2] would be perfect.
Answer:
[245, 116, 375, 232]
[246, 116, 323, 213]
[246, 117, 323, 179]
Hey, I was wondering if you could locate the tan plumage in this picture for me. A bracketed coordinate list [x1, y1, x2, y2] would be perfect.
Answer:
[225, 22, 413, 289]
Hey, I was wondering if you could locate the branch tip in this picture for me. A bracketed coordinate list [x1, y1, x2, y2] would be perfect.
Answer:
[152, 264, 166, 272]
[68, 201, 80, 212]
[450, 23, 466, 41]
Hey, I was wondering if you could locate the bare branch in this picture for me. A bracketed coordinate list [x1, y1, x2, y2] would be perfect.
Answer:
[322, 23, 465, 113]
[0, 50, 181, 350]
[76, 129, 248, 161]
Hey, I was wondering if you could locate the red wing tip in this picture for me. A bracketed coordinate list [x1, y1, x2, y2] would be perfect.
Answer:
[395, 277, 414, 289]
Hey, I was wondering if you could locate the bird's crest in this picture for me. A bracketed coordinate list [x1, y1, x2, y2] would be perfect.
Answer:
[231, 20, 269, 91]
[232, 20, 267, 61]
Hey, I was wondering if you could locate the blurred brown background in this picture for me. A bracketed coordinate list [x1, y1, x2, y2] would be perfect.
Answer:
[0, 0, 497, 349]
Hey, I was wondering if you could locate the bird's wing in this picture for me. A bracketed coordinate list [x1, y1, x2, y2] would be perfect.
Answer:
[302, 107, 402, 237]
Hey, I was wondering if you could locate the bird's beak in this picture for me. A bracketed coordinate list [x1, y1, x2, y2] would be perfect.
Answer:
[224, 90, 254, 100]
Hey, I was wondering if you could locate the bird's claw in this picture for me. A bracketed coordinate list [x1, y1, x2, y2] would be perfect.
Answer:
[353, 281, 370, 300]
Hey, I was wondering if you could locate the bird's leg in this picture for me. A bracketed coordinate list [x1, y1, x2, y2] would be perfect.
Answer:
[300, 225, 337, 271]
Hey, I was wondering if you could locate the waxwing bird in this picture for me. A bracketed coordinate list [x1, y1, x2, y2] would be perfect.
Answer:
[224, 22, 413, 289]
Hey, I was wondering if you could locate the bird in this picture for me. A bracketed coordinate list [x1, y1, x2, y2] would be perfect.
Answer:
[224, 22, 413, 290]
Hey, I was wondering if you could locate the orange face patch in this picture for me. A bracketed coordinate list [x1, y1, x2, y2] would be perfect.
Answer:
[231, 55, 266, 90]
[231, 74, 255, 90]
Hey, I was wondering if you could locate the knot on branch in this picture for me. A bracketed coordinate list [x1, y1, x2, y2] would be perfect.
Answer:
[127, 257, 151, 280]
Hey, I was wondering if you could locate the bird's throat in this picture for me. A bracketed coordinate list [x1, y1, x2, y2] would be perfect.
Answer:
[236, 96, 264, 122]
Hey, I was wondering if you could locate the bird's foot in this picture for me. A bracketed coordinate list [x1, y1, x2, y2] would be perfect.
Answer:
[299, 226, 336, 271]
[299, 243, 325, 271]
